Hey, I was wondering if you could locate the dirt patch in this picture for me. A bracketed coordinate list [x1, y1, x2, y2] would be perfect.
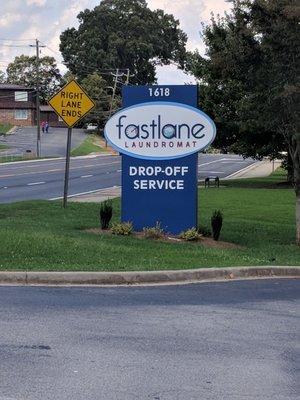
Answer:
[85, 228, 243, 249]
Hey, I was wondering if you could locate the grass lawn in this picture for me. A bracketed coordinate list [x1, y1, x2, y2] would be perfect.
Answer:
[0, 144, 9, 150]
[0, 171, 299, 271]
[71, 134, 104, 156]
[0, 123, 13, 135]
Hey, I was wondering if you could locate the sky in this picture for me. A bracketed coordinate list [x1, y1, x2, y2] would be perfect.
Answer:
[0, 0, 231, 84]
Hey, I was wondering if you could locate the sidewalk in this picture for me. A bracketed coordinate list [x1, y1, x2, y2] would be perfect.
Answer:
[70, 186, 121, 203]
[225, 159, 281, 179]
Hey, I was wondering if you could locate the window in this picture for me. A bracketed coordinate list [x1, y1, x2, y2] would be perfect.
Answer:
[15, 109, 28, 120]
[15, 91, 28, 102]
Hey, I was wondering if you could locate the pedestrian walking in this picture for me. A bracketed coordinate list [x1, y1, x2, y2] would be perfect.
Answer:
[41, 121, 45, 133]
[45, 122, 49, 133]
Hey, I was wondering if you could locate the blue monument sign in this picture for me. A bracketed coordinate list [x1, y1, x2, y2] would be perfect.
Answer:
[104, 85, 216, 234]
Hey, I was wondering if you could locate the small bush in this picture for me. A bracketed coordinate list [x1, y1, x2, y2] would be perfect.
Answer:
[143, 222, 164, 239]
[197, 225, 211, 237]
[211, 210, 223, 241]
[179, 227, 201, 241]
[111, 221, 133, 236]
[99, 200, 113, 229]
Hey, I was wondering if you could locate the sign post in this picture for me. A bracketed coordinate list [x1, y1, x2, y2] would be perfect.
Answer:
[105, 85, 216, 234]
[48, 80, 95, 207]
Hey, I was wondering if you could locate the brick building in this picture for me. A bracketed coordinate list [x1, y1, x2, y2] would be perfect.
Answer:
[0, 83, 35, 126]
[0, 83, 65, 127]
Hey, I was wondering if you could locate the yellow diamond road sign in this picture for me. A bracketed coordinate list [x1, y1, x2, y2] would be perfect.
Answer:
[48, 79, 95, 127]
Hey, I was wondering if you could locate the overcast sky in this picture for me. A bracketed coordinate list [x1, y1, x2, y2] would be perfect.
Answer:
[0, 0, 231, 84]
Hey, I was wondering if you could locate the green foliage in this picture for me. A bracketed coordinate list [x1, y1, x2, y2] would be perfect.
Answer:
[197, 225, 211, 237]
[6, 55, 62, 102]
[187, 0, 300, 243]
[80, 73, 119, 129]
[187, 0, 299, 160]
[100, 200, 113, 230]
[0, 123, 12, 135]
[60, 0, 187, 84]
[143, 222, 164, 239]
[179, 227, 201, 241]
[211, 210, 223, 241]
[0, 71, 6, 83]
[111, 221, 133, 235]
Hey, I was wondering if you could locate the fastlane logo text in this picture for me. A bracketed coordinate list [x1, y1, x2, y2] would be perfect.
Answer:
[104, 102, 216, 160]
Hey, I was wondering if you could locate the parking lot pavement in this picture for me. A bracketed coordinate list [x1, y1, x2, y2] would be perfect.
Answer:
[0, 126, 86, 157]
[0, 279, 299, 400]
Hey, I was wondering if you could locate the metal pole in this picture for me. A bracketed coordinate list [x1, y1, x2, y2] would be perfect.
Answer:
[63, 127, 72, 208]
[125, 68, 130, 85]
[106, 68, 119, 147]
[30, 39, 45, 157]
[35, 39, 41, 158]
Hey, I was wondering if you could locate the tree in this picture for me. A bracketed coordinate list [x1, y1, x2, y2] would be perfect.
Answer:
[187, 0, 300, 244]
[0, 71, 6, 83]
[60, 0, 187, 84]
[80, 72, 119, 129]
[6, 55, 62, 102]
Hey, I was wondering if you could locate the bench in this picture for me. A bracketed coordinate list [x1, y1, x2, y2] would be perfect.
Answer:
[204, 176, 220, 188]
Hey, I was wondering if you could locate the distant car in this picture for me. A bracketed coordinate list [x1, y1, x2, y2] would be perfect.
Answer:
[86, 123, 98, 131]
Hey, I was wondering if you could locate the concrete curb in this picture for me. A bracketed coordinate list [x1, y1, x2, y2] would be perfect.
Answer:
[0, 266, 299, 286]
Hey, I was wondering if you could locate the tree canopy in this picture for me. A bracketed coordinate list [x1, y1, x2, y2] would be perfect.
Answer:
[6, 55, 62, 102]
[80, 72, 120, 129]
[0, 71, 5, 83]
[60, 0, 187, 84]
[187, 0, 300, 243]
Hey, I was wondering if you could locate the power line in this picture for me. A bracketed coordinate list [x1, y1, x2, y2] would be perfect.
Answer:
[0, 38, 35, 42]
[0, 44, 31, 48]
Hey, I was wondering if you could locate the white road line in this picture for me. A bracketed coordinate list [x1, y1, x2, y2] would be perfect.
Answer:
[198, 158, 227, 167]
[220, 161, 247, 163]
[117, 169, 122, 172]
[0, 161, 120, 178]
[198, 171, 224, 174]
[80, 174, 93, 178]
[0, 153, 117, 166]
[27, 181, 45, 186]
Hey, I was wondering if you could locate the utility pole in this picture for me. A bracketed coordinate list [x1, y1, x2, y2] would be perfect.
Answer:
[30, 39, 45, 157]
[125, 68, 130, 85]
[105, 69, 120, 147]
[109, 68, 119, 118]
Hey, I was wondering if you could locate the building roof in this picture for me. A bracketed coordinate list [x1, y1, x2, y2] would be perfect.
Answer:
[40, 105, 53, 112]
[0, 83, 34, 90]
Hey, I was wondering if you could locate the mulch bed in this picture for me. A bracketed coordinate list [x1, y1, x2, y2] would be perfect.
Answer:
[85, 228, 243, 249]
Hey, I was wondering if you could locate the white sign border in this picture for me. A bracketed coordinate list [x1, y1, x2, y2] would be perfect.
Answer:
[104, 101, 217, 160]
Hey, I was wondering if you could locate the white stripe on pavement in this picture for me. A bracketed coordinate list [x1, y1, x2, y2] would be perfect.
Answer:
[27, 181, 45, 186]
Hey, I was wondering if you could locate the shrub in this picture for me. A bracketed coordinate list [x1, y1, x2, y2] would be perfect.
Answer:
[99, 200, 113, 229]
[179, 227, 201, 241]
[111, 221, 133, 235]
[143, 222, 164, 239]
[211, 210, 223, 241]
[197, 225, 211, 237]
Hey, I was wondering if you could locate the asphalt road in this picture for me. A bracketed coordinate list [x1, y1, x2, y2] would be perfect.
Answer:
[0, 279, 299, 400]
[0, 126, 86, 157]
[0, 153, 255, 203]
